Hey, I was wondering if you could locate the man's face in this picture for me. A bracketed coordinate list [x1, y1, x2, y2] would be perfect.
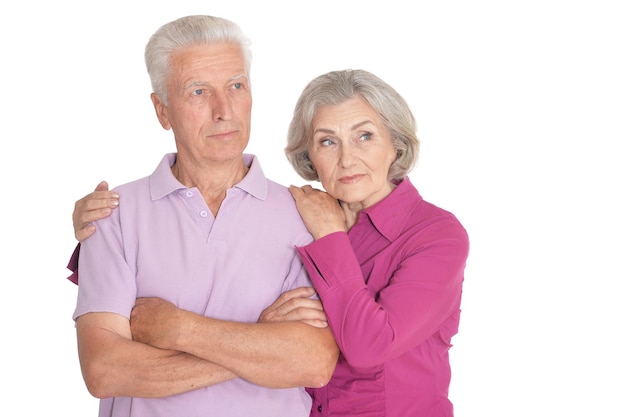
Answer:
[152, 42, 252, 165]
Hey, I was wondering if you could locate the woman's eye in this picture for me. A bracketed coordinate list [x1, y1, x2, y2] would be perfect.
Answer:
[320, 138, 334, 147]
[359, 133, 372, 141]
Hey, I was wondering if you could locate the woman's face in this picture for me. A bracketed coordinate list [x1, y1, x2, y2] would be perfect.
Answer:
[308, 96, 397, 209]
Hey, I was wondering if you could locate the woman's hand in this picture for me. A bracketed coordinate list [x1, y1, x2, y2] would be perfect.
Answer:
[259, 287, 328, 329]
[288, 185, 346, 239]
[73, 181, 119, 242]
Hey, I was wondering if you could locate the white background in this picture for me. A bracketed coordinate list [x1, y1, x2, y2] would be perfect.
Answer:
[1, 0, 624, 415]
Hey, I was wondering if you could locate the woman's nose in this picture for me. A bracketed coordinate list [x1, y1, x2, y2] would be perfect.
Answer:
[338, 146, 357, 168]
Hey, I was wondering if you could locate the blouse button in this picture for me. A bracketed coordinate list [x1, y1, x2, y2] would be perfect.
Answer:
[317, 405, 323, 412]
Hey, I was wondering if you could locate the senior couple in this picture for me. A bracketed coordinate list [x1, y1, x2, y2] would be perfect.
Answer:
[69, 14, 469, 417]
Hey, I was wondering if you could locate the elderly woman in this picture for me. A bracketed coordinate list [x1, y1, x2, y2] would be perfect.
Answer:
[70, 69, 469, 416]
[277, 69, 470, 416]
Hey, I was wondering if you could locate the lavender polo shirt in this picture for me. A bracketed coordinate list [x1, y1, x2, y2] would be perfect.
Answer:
[299, 178, 469, 417]
[73, 153, 314, 417]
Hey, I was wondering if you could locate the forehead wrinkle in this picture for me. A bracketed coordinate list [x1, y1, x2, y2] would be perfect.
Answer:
[351, 120, 375, 131]
[314, 120, 375, 135]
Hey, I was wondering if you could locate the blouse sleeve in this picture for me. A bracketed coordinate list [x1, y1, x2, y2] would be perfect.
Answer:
[66, 243, 80, 285]
[296, 218, 469, 369]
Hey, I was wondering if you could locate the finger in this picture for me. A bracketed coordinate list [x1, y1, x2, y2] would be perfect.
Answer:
[75, 206, 113, 225]
[94, 180, 109, 192]
[274, 286, 317, 304]
[288, 185, 304, 198]
[273, 298, 325, 320]
[135, 297, 162, 306]
[80, 181, 118, 211]
[75, 224, 96, 242]
[301, 319, 329, 329]
[72, 189, 120, 240]
[73, 207, 114, 242]
[80, 192, 120, 210]
[73, 194, 118, 227]
[280, 305, 328, 323]
[258, 287, 318, 322]
[130, 304, 139, 319]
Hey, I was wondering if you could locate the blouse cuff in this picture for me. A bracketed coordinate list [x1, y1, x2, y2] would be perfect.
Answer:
[296, 232, 363, 294]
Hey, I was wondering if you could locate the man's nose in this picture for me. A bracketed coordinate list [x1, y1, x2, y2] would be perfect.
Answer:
[210, 91, 233, 121]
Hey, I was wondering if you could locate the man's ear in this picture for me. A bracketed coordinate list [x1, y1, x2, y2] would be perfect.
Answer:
[151, 93, 171, 130]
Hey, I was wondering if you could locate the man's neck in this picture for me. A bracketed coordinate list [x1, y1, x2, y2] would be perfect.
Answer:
[172, 155, 250, 216]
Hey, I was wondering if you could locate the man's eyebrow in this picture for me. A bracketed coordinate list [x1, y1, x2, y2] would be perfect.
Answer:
[229, 73, 248, 82]
[185, 74, 248, 89]
[188, 81, 208, 87]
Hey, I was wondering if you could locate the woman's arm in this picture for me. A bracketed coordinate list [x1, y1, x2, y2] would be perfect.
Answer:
[297, 224, 469, 369]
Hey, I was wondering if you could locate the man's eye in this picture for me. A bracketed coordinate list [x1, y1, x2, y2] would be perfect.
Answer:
[232, 82, 242, 90]
[193, 89, 203, 95]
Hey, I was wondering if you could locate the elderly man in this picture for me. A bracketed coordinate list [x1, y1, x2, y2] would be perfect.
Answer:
[71, 15, 337, 417]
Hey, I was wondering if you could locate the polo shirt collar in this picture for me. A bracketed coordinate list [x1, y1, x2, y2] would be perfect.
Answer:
[149, 153, 268, 201]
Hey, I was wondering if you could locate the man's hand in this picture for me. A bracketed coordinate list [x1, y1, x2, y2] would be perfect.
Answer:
[73, 181, 119, 242]
[130, 297, 183, 350]
[259, 287, 328, 328]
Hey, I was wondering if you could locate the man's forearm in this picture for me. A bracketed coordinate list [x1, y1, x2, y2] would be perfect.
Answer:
[107, 349, 237, 398]
[77, 314, 237, 399]
[173, 312, 338, 388]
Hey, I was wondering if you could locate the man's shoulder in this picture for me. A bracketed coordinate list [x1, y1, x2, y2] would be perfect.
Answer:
[265, 177, 290, 192]
[111, 175, 150, 193]
[109, 175, 152, 206]
[263, 178, 299, 205]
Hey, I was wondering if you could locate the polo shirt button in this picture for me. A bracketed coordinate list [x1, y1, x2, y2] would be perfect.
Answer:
[185, 190, 193, 197]
[317, 405, 323, 412]
[200, 210, 208, 218]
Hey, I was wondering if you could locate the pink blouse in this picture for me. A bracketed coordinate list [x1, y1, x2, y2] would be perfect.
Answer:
[299, 177, 469, 417]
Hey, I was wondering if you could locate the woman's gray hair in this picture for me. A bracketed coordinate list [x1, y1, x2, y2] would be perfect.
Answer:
[144, 15, 252, 104]
[285, 69, 419, 182]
